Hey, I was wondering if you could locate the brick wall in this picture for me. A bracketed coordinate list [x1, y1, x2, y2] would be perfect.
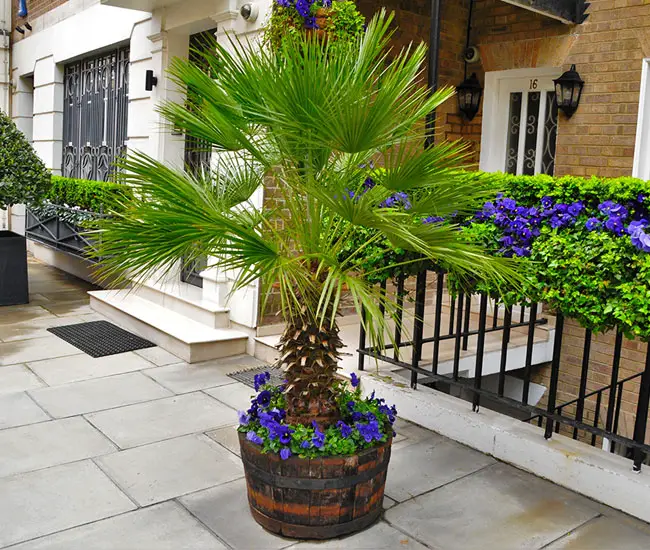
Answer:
[12, 0, 69, 41]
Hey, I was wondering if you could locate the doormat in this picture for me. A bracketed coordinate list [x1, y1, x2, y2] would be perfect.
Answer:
[228, 365, 284, 389]
[47, 320, 156, 358]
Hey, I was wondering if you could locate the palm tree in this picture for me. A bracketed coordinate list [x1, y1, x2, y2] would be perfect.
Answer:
[95, 11, 518, 427]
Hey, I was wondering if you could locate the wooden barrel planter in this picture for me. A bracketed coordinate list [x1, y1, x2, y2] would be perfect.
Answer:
[239, 432, 391, 539]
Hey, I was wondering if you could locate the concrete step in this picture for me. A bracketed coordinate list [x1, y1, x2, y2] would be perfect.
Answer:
[134, 283, 230, 329]
[89, 290, 248, 364]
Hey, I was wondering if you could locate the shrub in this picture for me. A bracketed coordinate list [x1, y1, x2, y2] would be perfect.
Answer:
[46, 176, 132, 213]
[0, 110, 51, 210]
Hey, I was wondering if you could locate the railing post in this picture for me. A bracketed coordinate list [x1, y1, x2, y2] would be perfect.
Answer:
[573, 328, 592, 439]
[522, 302, 538, 405]
[394, 275, 405, 361]
[545, 313, 564, 439]
[498, 306, 512, 397]
[431, 272, 444, 377]
[472, 293, 489, 412]
[632, 345, 650, 471]
[411, 271, 427, 389]
[452, 292, 464, 381]
[357, 307, 366, 372]
[462, 293, 471, 350]
[605, 330, 623, 451]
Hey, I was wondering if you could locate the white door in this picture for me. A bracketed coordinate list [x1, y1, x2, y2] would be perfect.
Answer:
[480, 68, 560, 176]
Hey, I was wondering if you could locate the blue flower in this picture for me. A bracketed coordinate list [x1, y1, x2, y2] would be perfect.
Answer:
[585, 217, 602, 231]
[346, 400, 355, 411]
[300, 440, 311, 449]
[497, 198, 516, 212]
[280, 447, 292, 460]
[512, 246, 531, 258]
[311, 421, 326, 449]
[541, 196, 554, 210]
[295, 0, 313, 18]
[238, 411, 250, 426]
[256, 390, 272, 408]
[628, 219, 648, 235]
[247, 431, 263, 445]
[337, 421, 353, 438]
[632, 230, 650, 253]
[482, 202, 496, 216]
[605, 216, 625, 236]
[254, 372, 271, 391]
[499, 235, 514, 248]
[568, 201, 584, 217]
[423, 215, 445, 224]
[351, 411, 364, 422]
[380, 191, 411, 210]
[638, 194, 646, 204]
[350, 373, 360, 388]
[355, 420, 383, 443]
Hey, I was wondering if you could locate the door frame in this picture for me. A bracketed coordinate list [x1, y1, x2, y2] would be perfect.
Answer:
[480, 67, 562, 173]
[633, 59, 650, 180]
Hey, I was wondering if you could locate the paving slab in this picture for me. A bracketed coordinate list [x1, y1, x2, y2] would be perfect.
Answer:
[41, 302, 95, 317]
[545, 515, 650, 550]
[29, 372, 172, 418]
[85, 392, 235, 448]
[27, 352, 154, 386]
[205, 381, 256, 411]
[0, 416, 116, 477]
[0, 306, 56, 326]
[0, 460, 135, 548]
[385, 462, 600, 550]
[134, 346, 183, 366]
[0, 364, 45, 394]
[97, 434, 243, 506]
[9, 502, 226, 550]
[205, 424, 241, 457]
[0, 315, 87, 343]
[0, 392, 49, 430]
[290, 520, 428, 549]
[384, 435, 495, 502]
[0, 336, 80, 366]
[180, 477, 293, 550]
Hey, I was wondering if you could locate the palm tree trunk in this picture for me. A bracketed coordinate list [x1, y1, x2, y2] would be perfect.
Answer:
[278, 317, 343, 427]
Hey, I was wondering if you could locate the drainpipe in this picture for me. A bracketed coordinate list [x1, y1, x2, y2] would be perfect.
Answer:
[426, 0, 442, 148]
[1, 0, 10, 230]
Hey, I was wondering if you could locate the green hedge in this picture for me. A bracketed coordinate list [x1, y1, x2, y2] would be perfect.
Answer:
[337, 172, 650, 341]
[46, 176, 132, 213]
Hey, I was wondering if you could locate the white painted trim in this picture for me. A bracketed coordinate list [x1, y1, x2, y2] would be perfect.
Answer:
[361, 371, 650, 525]
[633, 59, 650, 180]
[480, 67, 561, 174]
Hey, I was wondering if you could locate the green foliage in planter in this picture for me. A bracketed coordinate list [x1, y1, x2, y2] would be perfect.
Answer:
[46, 176, 133, 213]
[0, 110, 51, 209]
[324, 1, 365, 43]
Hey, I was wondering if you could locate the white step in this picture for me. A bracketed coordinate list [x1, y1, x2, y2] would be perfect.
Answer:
[89, 290, 248, 364]
[134, 283, 230, 329]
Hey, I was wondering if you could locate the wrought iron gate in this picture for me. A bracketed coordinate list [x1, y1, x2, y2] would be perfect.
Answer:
[62, 47, 130, 181]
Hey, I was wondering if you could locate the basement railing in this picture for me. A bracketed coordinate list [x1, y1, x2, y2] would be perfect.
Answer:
[357, 269, 650, 471]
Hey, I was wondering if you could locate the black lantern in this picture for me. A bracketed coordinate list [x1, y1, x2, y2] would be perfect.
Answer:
[457, 73, 483, 121]
[553, 64, 584, 118]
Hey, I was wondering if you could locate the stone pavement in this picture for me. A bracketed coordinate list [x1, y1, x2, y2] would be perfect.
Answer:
[2, 258, 650, 549]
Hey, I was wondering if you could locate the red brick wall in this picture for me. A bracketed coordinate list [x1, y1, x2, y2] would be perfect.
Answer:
[12, 0, 69, 41]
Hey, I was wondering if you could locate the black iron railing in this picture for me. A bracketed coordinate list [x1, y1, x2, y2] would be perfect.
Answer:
[25, 205, 103, 260]
[357, 269, 650, 471]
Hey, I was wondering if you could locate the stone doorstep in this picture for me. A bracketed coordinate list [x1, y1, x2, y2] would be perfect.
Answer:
[361, 370, 650, 525]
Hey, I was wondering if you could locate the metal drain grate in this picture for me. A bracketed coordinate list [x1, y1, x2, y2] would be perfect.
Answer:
[47, 320, 156, 358]
[228, 365, 284, 389]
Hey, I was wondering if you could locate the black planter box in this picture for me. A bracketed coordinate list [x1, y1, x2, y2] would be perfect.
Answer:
[0, 231, 29, 306]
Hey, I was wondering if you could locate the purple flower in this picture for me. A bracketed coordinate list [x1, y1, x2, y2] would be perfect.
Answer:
[246, 431, 263, 445]
[350, 373, 360, 388]
[605, 216, 625, 236]
[568, 201, 584, 217]
[355, 420, 383, 443]
[628, 219, 649, 235]
[337, 421, 353, 438]
[499, 235, 514, 248]
[638, 194, 646, 204]
[351, 411, 364, 422]
[238, 411, 250, 426]
[423, 215, 445, 224]
[497, 198, 516, 212]
[311, 421, 325, 449]
[380, 191, 411, 210]
[483, 202, 496, 216]
[541, 196, 554, 210]
[295, 0, 313, 18]
[512, 246, 531, 258]
[254, 372, 271, 391]
[280, 447, 292, 460]
[256, 390, 272, 408]
[632, 230, 650, 253]
[300, 440, 311, 449]
[346, 400, 355, 411]
[275, 0, 291, 6]
[585, 217, 601, 231]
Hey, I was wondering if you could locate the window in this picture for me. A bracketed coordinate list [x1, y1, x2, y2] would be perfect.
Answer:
[62, 47, 129, 181]
[480, 68, 560, 176]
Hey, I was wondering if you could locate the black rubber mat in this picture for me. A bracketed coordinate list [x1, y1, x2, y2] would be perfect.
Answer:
[228, 365, 284, 389]
[47, 320, 155, 358]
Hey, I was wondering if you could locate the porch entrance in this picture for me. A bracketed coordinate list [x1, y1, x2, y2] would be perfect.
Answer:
[480, 68, 560, 176]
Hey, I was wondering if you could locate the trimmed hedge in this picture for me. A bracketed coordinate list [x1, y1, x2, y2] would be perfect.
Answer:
[46, 176, 132, 213]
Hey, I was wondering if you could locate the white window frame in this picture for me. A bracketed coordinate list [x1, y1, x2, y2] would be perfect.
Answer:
[480, 67, 562, 174]
[633, 59, 650, 180]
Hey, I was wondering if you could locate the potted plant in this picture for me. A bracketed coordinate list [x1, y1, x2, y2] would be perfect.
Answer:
[0, 111, 51, 306]
[93, 11, 518, 539]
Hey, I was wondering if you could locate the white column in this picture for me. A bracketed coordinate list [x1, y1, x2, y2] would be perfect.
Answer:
[31, 56, 63, 175]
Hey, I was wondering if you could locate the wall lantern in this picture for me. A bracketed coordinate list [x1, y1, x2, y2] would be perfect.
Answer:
[456, 73, 483, 121]
[145, 70, 158, 92]
[553, 64, 584, 118]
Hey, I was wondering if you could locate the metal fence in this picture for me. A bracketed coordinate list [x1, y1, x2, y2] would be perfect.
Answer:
[25, 205, 103, 260]
[357, 269, 650, 471]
